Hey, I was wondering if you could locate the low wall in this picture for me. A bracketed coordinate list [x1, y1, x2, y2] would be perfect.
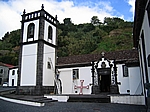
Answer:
[110, 95, 145, 105]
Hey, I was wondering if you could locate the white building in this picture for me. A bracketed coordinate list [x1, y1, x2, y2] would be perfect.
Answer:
[56, 50, 143, 95]
[133, 0, 150, 108]
[9, 67, 18, 86]
[15, 4, 144, 100]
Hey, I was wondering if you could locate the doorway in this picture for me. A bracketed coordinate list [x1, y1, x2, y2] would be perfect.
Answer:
[98, 68, 111, 92]
[100, 75, 111, 92]
[12, 79, 14, 86]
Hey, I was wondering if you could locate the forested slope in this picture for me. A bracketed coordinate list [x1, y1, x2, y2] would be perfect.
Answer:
[0, 17, 133, 65]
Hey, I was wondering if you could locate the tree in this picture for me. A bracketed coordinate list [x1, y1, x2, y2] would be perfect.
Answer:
[63, 18, 72, 25]
[91, 16, 101, 26]
[104, 17, 124, 28]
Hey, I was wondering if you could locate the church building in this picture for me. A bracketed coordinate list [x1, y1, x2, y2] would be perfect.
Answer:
[15, 4, 144, 100]
[56, 50, 143, 95]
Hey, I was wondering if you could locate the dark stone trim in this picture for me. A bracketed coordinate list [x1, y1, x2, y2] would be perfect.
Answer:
[21, 9, 58, 27]
[141, 30, 149, 83]
[35, 15, 45, 95]
[56, 62, 92, 69]
[133, 0, 147, 48]
[20, 39, 57, 48]
[16, 86, 54, 95]
[16, 16, 24, 94]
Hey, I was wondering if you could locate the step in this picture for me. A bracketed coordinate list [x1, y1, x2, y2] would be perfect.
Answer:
[68, 95, 110, 103]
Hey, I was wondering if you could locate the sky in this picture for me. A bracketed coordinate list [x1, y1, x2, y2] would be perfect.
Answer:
[0, 0, 135, 38]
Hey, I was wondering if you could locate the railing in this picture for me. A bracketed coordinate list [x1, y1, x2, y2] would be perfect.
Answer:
[22, 9, 58, 26]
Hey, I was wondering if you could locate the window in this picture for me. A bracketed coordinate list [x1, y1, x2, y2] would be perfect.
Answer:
[123, 65, 128, 77]
[73, 69, 79, 80]
[0, 69, 3, 74]
[27, 23, 35, 41]
[12, 70, 15, 75]
[47, 62, 51, 69]
[48, 26, 53, 40]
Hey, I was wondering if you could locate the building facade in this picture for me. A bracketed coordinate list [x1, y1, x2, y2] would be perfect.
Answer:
[56, 50, 143, 95]
[9, 67, 18, 87]
[133, 0, 150, 108]
[16, 5, 58, 95]
[0, 62, 15, 86]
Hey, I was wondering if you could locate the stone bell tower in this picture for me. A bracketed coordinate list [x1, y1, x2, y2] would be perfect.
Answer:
[16, 4, 58, 95]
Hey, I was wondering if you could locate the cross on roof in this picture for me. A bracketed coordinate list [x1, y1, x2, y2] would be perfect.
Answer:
[101, 52, 105, 57]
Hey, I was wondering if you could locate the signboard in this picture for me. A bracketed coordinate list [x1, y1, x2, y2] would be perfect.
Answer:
[97, 68, 111, 75]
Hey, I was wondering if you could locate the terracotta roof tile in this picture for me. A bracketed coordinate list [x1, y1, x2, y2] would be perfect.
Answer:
[57, 49, 139, 65]
[0, 62, 15, 68]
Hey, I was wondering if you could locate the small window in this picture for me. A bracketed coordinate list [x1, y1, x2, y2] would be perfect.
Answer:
[0, 69, 3, 74]
[48, 26, 53, 40]
[123, 65, 128, 77]
[27, 23, 35, 41]
[47, 62, 51, 69]
[12, 70, 15, 75]
[73, 69, 79, 80]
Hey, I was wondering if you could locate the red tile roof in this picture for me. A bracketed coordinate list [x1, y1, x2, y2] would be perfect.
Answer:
[57, 49, 139, 65]
[0, 62, 15, 69]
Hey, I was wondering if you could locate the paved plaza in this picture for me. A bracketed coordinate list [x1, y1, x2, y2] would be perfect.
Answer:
[0, 87, 147, 112]
[0, 99, 146, 112]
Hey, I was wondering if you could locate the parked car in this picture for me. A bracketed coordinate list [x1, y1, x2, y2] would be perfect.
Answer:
[3, 82, 8, 87]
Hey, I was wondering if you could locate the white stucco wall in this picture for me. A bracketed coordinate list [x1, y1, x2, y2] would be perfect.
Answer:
[59, 66, 92, 94]
[117, 64, 143, 95]
[43, 44, 55, 86]
[140, 11, 150, 82]
[9, 68, 18, 86]
[139, 11, 150, 80]
[59, 69, 72, 94]
[21, 44, 37, 86]
[129, 67, 143, 95]
[44, 20, 56, 45]
[23, 20, 39, 42]
[117, 64, 130, 94]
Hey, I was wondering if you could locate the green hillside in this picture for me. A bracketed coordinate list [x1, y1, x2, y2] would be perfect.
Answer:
[0, 17, 133, 65]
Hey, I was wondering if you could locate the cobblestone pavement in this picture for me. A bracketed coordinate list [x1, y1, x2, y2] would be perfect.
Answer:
[0, 99, 146, 112]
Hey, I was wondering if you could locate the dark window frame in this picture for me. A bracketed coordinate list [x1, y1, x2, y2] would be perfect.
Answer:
[123, 65, 128, 77]
[12, 70, 15, 75]
[48, 26, 53, 40]
[27, 23, 35, 41]
[47, 62, 51, 69]
[73, 69, 79, 80]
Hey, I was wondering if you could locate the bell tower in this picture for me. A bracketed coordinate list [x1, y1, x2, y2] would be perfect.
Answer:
[17, 4, 58, 95]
